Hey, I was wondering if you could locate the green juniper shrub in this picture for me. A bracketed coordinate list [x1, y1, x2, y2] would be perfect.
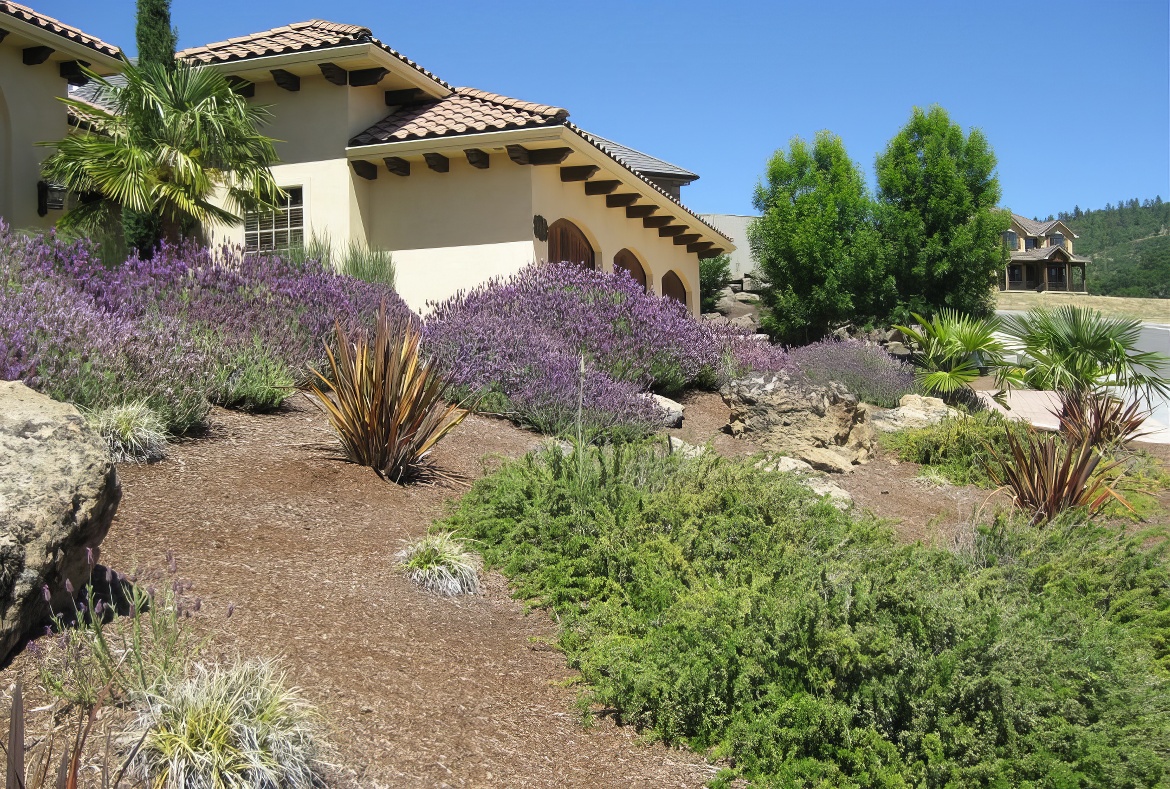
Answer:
[442, 442, 1170, 788]
[883, 411, 1032, 487]
[699, 254, 733, 313]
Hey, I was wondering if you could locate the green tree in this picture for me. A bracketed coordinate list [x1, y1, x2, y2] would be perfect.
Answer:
[749, 131, 892, 343]
[123, 0, 180, 252]
[42, 62, 285, 238]
[875, 105, 1009, 320]
[699, 253, 733, 313]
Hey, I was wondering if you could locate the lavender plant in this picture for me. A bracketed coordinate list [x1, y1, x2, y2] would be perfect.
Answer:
[423, 262, 790, 441]
[788, 338, 918, 408]
[0, 222, 405, 434]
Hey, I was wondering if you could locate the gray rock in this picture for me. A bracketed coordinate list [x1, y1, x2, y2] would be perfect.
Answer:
[803, 476, 854, 509]
[885, 341, 911, 358]
[715, 287, 738, 314]
[668, 436, 706, 459]
[721, 372, 875, 471]
[0, 382, 120, 663]
[728, 314, 757, 330]
[734, 292, 761, 304]
[650, 394, 685, 428]
[755, 454, 814, 474]
[870, 394, 965, 433]
[729, 282, 743, 293]
[741, 276, 763, 293]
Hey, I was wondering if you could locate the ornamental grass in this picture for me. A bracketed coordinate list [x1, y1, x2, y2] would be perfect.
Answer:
[305, 302, 468, 483]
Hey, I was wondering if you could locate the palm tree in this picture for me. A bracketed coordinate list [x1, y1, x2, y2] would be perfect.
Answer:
[895, 309, 1007, 399]
[41, 61, 285, 244]
[1002, 305, 1170, 400]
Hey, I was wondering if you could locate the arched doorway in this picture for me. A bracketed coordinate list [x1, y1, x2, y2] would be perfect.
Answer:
[661, 270, 688, 306]
[613, 248, 647, 288]
[547, 218, 594, 269]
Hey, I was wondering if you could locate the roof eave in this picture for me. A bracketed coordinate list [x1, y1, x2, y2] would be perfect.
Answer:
[0, 13, 124, 72]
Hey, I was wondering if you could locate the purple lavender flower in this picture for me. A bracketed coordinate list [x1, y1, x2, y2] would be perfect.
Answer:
[788, 338, 917, 408]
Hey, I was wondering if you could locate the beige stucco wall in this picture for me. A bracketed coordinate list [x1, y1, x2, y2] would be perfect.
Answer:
[530, 165, 700, 314]
[0, 41, 71, 230]
[365, 156, 535, 309]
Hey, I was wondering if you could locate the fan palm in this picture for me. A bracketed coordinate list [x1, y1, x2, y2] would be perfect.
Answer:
[1002, 305, 1170, 399]
[895, 309, 1007, 397]
[40, 61, 285, 236]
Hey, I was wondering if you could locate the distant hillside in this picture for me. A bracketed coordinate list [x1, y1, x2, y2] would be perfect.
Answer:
[1038, 198, 1170, 298]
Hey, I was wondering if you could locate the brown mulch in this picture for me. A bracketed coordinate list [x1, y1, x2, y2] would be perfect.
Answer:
[7, 401, 715, 788]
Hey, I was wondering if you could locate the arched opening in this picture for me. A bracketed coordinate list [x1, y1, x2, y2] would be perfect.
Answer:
[613, 248, 647, 288]
[547, 218, 594, 269]
[661, 270, 688, 306]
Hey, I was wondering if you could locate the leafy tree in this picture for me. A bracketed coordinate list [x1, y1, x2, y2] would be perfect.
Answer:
[122, 0, 180, 252]
[42, 62, 285, 238]
[875, 105, 1009, 320]
[698, 253, 733, 313]
[750, 131, 892, 343]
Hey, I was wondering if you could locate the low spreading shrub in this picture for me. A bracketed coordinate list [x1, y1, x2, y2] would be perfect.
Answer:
[788, 338, 917, 407]
[883, 411, 1032, 487]
[423, 262, 790, 440]
[127, 659, 328, 789]
[397, 532, 481, 595]
[304, 303, 467, 482]
[442, 443, 1170, 787]
[0, 223, 404, 435]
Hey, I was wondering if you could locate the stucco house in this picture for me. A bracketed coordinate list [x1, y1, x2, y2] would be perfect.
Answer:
[1001, 213, 1089, 292]
[174, 20, 731, 314]
[0, 1, 122, 230]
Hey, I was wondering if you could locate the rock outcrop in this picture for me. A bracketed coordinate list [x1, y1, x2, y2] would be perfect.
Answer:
[722, 373, 876, 472]
[0, 382, 120, 663]
[650, 394, 685, 428]
[870, 394, 965, 433]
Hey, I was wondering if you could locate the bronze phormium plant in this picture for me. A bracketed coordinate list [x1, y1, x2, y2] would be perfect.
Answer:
[984, 428, 1133, 526]
[305, 303, 468, 482]
[1053, 388, 1150, 450]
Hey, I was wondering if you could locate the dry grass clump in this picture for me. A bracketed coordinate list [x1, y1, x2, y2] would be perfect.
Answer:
[86, 400, 168, 462]
[397, 532, 481, 596]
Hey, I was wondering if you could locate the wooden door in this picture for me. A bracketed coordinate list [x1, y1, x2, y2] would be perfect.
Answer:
[547, 219, 594, 269]
[613, 248, 647, 288]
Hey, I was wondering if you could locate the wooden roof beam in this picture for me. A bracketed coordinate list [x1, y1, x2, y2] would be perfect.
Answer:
[643, 216, 672, 228]
[319, 62, 348, 85]
[687, 241, 714, 254]
[384, 157, 410, 176]
[659, 225, 687, 237]
[626, 205, 657, 219]
[560, 165, 600, 182]
[698, 247, 726, 259]
[464, 149, 490, 169]
[226, 76, 255, 98]
[59, 60, 90, 86]
[23, 46, 53, 65]
[507, 145, 572, 165]
[271, 69, 300, 92]
[351, 160, 377, 180]
[385, 88, 430, 106]
[673, 233, 701, 246]
[584, 179, 621, 195]
[350, 67, 389, 87]
[606, 193, 639, 208]
[423, 152, 449, 173]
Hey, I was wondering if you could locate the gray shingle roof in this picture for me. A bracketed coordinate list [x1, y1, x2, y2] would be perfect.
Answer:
[585, 133, 697, 182]
[1010, 246, 1089, 264]
[1011, 212, 1077, 239]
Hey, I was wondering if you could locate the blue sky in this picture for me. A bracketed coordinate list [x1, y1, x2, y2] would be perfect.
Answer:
[38, 0, 1170, 218]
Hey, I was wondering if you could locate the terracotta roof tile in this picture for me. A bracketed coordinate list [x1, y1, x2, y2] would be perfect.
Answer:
[0, 1, 122, 59]
[349, 87, 567, 145]
[177, 19, 449, 90]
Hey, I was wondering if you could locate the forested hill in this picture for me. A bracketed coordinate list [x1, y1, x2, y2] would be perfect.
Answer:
[1040, 198, 1170, 298]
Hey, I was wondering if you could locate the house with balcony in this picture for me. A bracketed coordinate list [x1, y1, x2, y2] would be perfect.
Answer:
[1001, 213, 1090, 292]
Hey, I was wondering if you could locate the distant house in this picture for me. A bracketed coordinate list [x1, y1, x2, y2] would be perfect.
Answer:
[173, 20, 732, 314]
[698, 214, 760, 282]
[0, 1, 123, 230]
[1001, 213, 1090, 292]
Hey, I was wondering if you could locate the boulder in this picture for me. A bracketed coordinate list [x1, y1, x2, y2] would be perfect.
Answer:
[668, 436, 707, 459]
[803, 476, 854, 509]
[734, 292, 761, 304]
[715, 287, 738, 313]
[755, 455, 814, 474]
[885, 341, 911, 359]
[721, 373, 876, 472]
[741, 276, 763, 293]
[870, 394, 965, 433]
[0, 382, 120, 663]
[651, 394, 685, 428]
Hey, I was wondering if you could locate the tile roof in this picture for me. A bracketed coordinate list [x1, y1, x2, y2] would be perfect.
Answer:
[349, 87, 567, 145]
[0, 1, 122, 59]
[176, 19, 449, 90]
[586, 133, 697, 181]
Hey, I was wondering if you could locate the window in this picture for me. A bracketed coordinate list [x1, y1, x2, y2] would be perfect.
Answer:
[1002, 230, 1018, 250]
[244, 187, 303, 252]
[1024, 237, 1036, 250]
[1008, 265, 1022, 282]
[1048, 266, 1065, 282]
[1049, 233, 1065, 249]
